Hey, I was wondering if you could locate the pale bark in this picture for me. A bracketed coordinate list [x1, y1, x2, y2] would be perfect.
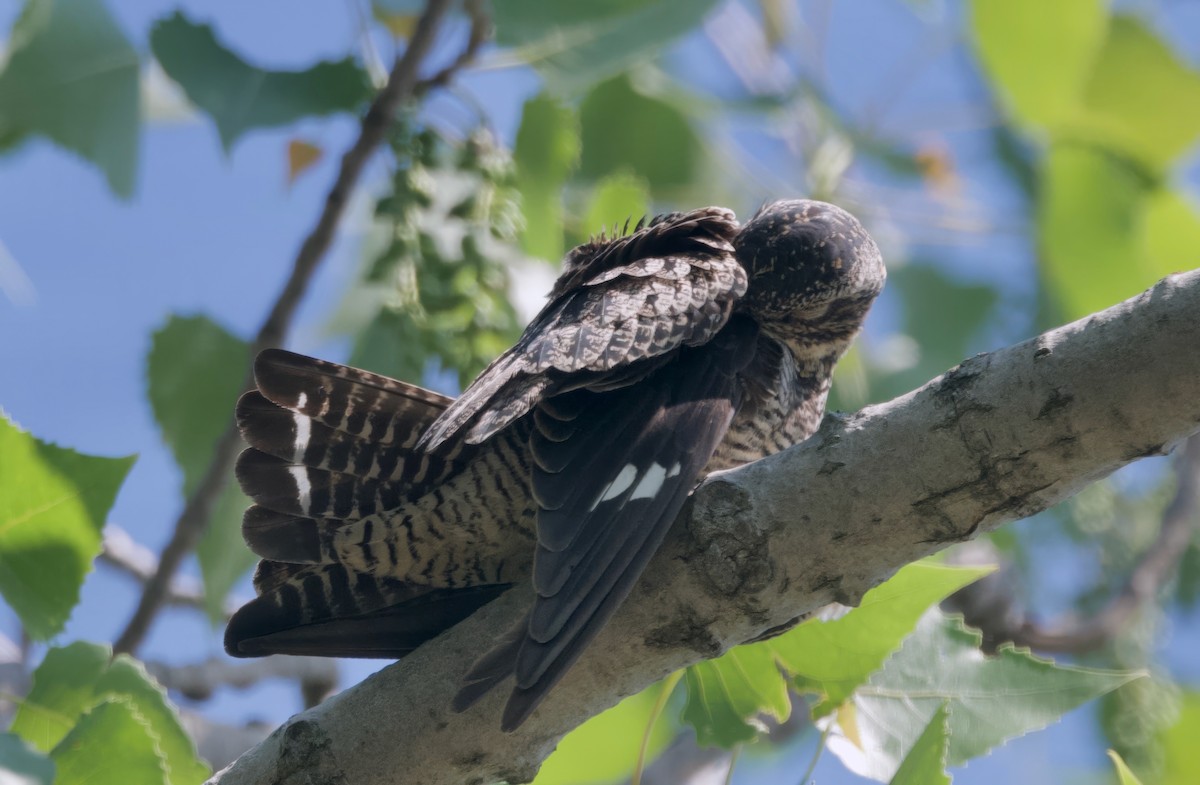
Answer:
[209, 270, 1200, 785]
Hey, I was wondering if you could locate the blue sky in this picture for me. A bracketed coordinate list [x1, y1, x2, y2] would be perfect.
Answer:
[1, 1, 1198, 782]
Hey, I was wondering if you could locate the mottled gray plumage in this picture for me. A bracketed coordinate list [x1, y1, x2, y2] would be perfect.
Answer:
[225, 199, 885, 731]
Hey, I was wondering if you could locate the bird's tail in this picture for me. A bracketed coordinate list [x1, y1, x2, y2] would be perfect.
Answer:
[224, 350, 509, 659]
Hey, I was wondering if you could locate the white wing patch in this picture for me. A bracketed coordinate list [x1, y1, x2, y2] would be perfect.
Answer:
[631, 462, 681, 501]
[590, 464, 638, 511]
[288, 466, 312, 515]
[292, 392, 311, 464]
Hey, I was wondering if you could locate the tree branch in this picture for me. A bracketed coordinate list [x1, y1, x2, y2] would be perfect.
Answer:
[112, 0, 456, 656]
[208, 270, 1200, 785]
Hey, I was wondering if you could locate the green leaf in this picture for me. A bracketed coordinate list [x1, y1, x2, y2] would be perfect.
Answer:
[150, 12, 372, 150]
[780, 562, 992, 715]
[0, 416, 134, 639]
[494, 0, 722, 93]
[146, 315, 253, 621]
[51, 700, 167, 785]
[514, 94, 580, 262]
[1161, 691, 1200, 784]
[970, 0, 1106, 130]
[889, 703, 950, 785]
[827, 612, 1142, 781]
[683, 659, 766, 747]
[1039, 144, 1153, 319]
[679, 562, 989, 746]
[0, 0, 141, 197]
[1143, 188, 1200, 278]
[683, 643, 792, 748]
[11, 642, 207, 785]
[1109, 750, 1145, 785]
[1071, 17, 1200, 172]
[350, 307, 430, 383]
[93, 659, 210, 785]
[0, 733, 54, 785]
[582, 171, 651, 237]
[534, 681, 676, 785]
[579, 74, 700, 193]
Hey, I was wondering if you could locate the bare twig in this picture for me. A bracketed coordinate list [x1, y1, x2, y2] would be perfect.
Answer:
[415, 0, 491, 95]
[113, 0, 456, 656]
[952, 435, 1200, 654]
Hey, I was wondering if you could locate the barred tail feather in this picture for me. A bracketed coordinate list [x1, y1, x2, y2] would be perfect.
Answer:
[225, 562, 510, 659]
[235, 351, 463, 565]
[226, 350, 512, 661]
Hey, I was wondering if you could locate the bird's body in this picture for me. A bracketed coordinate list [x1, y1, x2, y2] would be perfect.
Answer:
[225, 200, 885, 730]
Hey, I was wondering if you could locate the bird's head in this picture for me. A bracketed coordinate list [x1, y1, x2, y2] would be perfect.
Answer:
[734, 199, 885, 348]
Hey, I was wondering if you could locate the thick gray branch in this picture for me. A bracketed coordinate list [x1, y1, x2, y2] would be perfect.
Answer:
[209, 270, 1200, 785]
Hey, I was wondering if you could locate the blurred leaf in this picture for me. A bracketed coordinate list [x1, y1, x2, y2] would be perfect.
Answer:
[533, 681, 676, 785]
[581, 171, 650, 238]
[0, 734, 54, 785]
[1143, 189, 1200, 276]
[781, 562, 992, 715]
[286, 139, 323, 186]
[514, 94, 579, 261]
[0, 0, 140, 196]
[12, 642, 207, 785]
[1071, 17, 1200, 173]
[494, 0, 721, 93]
[150, 12, 372, 150]
[146, 315, 254, 621]
[970, 0, 1106, 130]
[872, 265, 999, 400]
[888, 703, 950, 785]
[350, 306, 430, 383]
[1109, 750, 1145, 785]
[828, 611, 1142, 781]
[0, 416, 133, 639]
[50, 699, 167, 785]
[1161, 692, 1200, 784]
[1039, 144, 1152, 319]
[579, 74, 700, 192]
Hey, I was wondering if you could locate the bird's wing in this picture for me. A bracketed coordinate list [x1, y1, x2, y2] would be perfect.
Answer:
[455, 314, 760, 729]
[417, 207, 747, 450]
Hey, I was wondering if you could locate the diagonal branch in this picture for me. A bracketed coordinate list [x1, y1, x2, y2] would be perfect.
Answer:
[208, 269, 1200, 785]
[113, 0, 459, 656]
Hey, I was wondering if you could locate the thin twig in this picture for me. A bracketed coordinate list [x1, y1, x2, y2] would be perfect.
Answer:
[415, 0, 490, 95]
[112, 0, 457, 656]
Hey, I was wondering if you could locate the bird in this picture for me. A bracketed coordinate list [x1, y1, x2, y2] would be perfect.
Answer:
[224, 199, 885, 731]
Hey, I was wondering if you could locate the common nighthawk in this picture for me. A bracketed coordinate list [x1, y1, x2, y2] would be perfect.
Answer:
[225, 199, 885, 730]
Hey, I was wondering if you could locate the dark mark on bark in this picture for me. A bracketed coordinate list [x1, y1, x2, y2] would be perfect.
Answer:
[276, 719, 348, 784]
[1037, 388, 1075, 420]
